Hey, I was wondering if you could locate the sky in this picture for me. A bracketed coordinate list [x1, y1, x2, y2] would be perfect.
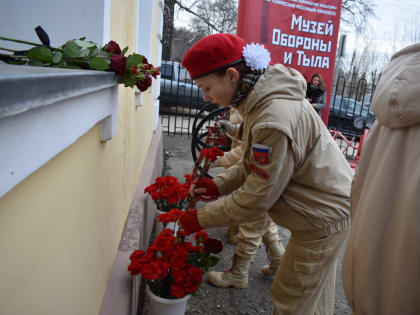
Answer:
[370, 0, 420, 37]
[340, 0, 420, 71]
[346, 0, 420, 51]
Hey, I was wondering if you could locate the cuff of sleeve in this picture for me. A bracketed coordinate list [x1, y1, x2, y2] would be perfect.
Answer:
[218, 156, 230, 169]
[197, 208, 210, 229]
[213, 177, 228, 195]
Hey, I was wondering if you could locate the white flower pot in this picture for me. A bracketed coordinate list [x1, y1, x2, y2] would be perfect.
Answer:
[147, 285, 190, 315]
[155, 209, 178, 236]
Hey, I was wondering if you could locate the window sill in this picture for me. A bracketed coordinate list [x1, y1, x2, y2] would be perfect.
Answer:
[0, 63, 119, 198]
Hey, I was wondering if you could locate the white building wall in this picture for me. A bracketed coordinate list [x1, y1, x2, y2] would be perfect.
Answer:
[0, 0, 108, 50]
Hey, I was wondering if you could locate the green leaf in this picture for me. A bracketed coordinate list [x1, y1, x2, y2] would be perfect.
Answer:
[209, 256, 219, 267]
[63, 40, 81, 58]
[188, 253, 201, 267]
[27, 46, 52, 61]
[75, 39, 96, 49]
[27, 47, 41, 59]
[95, 50, 111, 59]
[79, 37, 86, 41]
[79, 48, 91, 58]
[121, 47, 128, 55]
[88, 57, 110, 70]
[122, 75, 136, 87]
[136, 73, 145, 80]
[88, 46, 99, 57]
[52, 51, 63, 64]
[26, 46, 52, 63]
[38, 46, 52, 63]
[126, 54, 143, 67]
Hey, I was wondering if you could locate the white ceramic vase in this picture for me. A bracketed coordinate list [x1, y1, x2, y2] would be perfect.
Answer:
[147, 285, 190, 315]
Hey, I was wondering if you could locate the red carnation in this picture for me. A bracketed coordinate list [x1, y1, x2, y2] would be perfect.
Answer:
[138, 251, 156, 264]
[130, 250, 146, 261]
[210, 147, 224, 157]
[194, 230, 208, 243]
[172, 268, 187, 282]
[169, 247, 189, 269]
[127, 260, 142, 275]
[201, 147, 225, 162]
[170, 283, 187, 298]
[177, 230, 187, 238]
[204, 238, 223, 254]
[110, 54, 126, 76]
[188, 266, 203, 283]
[213, 136, 230, 146]
[103, 40, 121, 54]
[184, 241, 204, 253]
[155, 260, 169, 279]
[141, 261, 160, 280]
[157, 212, 172, 224]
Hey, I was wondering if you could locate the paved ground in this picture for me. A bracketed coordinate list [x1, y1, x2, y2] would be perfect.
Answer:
[141, 134, 351, 315]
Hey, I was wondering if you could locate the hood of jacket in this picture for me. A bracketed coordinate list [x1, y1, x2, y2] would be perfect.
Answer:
[237, 64, 307, 115]
[372, 43, 420, 129]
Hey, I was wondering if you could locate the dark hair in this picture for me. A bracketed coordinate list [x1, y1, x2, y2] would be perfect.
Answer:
[310, 73, 326, 92]
[213, 60, 253, 79]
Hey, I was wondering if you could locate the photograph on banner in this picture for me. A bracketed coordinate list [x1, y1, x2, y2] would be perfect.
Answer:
[237, 0, 342, 123]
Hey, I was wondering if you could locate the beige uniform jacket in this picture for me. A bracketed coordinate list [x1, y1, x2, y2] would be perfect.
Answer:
[197, 64, 352, 234]
[342, 44, 420, 314]
[216, 108, 243, 168]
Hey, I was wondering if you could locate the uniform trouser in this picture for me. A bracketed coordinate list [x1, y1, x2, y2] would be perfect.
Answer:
[271, 223, 349, 315]
[236, 211, 280, 259]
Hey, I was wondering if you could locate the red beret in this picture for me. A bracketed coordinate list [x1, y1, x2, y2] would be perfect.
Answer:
[182, 33, 246, 79]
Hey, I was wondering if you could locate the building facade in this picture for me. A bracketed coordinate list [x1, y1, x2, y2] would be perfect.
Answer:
[0, 1, 164, 314]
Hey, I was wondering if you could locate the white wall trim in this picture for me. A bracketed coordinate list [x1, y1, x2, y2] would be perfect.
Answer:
[103, 0, 111, 45]
[0, 65, 119, 198]
[137, 0, 153, 59]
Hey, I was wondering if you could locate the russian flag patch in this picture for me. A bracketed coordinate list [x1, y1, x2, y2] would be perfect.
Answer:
[252, 143, 271, 165]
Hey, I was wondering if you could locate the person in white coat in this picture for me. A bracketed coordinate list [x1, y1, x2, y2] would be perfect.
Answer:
[342, 43, 420, 314]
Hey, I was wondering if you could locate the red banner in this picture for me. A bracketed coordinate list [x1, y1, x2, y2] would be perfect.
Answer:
[237, 0, 343, 124]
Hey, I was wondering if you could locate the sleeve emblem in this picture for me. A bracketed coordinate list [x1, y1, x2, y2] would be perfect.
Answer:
[252, 143, 271, 165]
[250, 163, 270, 180]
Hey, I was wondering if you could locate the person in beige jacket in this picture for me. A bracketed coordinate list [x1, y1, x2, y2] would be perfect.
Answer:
[342, 43, 420, 314]
[209, 109, 286, 288]
[214, 107, 242, 245]
[179, 33, 353, 314]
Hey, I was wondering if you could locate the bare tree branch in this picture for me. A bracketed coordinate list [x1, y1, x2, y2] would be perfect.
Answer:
[341, 0, 376, 33]
[175, 0, 223, 33]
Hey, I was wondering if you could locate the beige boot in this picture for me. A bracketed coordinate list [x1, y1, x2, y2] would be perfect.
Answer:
[261, 241, 285, 276]
[226, 226, 239, 245]
[207, 255, 251, 288]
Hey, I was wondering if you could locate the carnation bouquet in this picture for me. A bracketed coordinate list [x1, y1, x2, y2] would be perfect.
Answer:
[130, 145, 226, 299]
[144, 175, 190, 212]
[144, 146, 224, 212]
[128, 209, 223, 299]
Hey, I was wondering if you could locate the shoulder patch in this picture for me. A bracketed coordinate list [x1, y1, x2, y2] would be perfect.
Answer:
[252, 143, 271, 165]
[250, 163, 270, 180]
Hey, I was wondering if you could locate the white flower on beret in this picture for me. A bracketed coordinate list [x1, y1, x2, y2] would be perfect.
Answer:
[242, 43, 271, 71]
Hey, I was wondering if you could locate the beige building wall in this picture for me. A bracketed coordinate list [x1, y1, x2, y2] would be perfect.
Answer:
[0, 0, 161, 314]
